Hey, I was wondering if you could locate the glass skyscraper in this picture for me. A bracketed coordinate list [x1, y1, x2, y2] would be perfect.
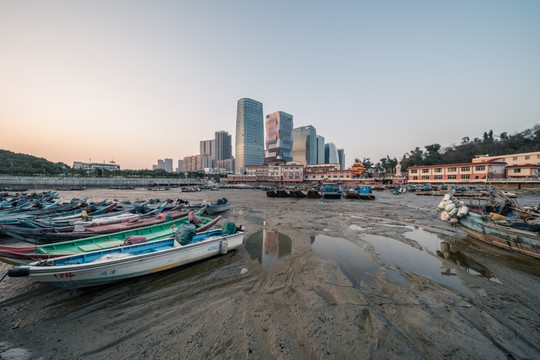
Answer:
[325, 142, 339, 165]
[316, 135, 325, 164]
[338, 148, 345, 170]
[265, 111, 293, 162]
[235, 98, 264, 174]
[292, 125, 317, 165]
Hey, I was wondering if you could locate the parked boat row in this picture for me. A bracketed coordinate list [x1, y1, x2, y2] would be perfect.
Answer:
[266, 184, 376, 200]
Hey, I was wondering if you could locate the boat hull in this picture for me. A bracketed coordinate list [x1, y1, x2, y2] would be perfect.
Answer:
[12, 232, 244, 289]
[459, 212, 540, 259]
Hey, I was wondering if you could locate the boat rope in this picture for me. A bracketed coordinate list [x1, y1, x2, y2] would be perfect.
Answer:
[0, 271, 8, 283]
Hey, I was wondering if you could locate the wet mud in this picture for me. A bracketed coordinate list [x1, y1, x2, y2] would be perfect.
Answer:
[0, 188, 539, 359]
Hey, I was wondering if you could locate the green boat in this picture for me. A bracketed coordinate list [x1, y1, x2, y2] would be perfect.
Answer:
[0, 214, 221, 265]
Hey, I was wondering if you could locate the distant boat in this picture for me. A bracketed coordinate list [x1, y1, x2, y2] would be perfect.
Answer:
[345, 185, 375, 200]
[7, 225, 245, 289]
[321, 183, 342, 199]
[204, 198, 231, 215]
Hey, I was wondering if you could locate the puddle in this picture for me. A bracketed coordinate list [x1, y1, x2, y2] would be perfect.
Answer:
[360, 234, 475, 297]
[244, 230, 293, 272]
[403, 226, 441, 254]
[436, 242, 501, 284]
[311, 235, 379, 288]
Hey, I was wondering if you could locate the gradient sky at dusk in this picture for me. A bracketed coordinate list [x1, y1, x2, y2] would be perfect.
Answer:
[1, 1, 539, 169]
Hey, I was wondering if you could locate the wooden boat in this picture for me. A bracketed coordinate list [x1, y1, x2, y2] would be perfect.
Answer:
[0, 208, 207, 244]
[345, 185, 375, 200]
[459, 211, 540, 259]
[204, 198, 231, 215]
[437, 188, 540, 259]
[7, 225, 244, 289]
[321, 183, 342, 199]
[0, 213, 221, 264]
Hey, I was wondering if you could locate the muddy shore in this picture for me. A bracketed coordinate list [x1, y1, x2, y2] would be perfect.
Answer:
[1, 188, 539, 359]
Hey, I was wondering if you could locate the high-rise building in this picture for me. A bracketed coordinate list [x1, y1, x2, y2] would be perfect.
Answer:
[337, 149, 345, 170]
[215, 130, 232, 161]
[325, 142, 339, 165]
[164, 158, 173, 172]
[176, 159, 184, 172]
[265, 111, 293, 162]
[157, 159, 164, 170]
[235, 98, 264, 174]
[292, 125, 317, 165]
[316, 135, 325, 164]
[200, 139, 215, 168]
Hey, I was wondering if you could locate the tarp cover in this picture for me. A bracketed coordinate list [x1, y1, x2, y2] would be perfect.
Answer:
[221, 222, 237, 236]
[175, 223, 197, 245]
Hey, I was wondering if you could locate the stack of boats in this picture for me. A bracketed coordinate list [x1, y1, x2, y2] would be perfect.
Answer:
[437, 188, 540, 259]
[0, 194, 244, 289]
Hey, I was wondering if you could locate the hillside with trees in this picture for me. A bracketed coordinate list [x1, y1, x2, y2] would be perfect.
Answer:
[358, 124, 540, 176]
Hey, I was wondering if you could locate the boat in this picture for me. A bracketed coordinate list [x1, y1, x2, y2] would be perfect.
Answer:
[7, 223, 244, 289]
[0, 208, 207, 244]
[321, 183, 342, 199]
[204, 198, 231, 215]
[345, 185, 375, 200]
[437, 188, 540, 259]
[0, 212, 222, 265]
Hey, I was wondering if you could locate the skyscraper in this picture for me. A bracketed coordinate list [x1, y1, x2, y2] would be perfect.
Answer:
[200, 139, 215, 168]
[235, 98, 264, 174]
[215, 130, 232, 161]
[316, 135, 325, 164]
[292, 125, 317, 165]
[325, 142, 339, 164]
[337, 149, 345, 170]
[265, 111, 293, 162]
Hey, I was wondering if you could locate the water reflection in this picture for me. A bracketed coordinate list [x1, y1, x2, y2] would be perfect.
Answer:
[360, 234, 475, 297]
[244, 230, 293, 272]
[437, 242, 501, 283]
[311, 235, 379, 288]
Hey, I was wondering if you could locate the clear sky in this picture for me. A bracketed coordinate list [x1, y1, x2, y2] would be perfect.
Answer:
[1, 1, 539, 170]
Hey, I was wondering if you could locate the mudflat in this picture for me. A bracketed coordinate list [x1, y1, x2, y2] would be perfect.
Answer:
[1, 188, 539, 359]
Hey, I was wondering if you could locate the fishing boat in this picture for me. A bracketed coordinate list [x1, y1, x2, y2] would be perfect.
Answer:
[437, 188, 540, 259]
[345, 185, 375, 200]
[0, 208, 207, 244]
[0, 212, 221, 265]
[204, 198, 231, 215]
[321, 183, 342, 199]
[7, 223, 244, 289]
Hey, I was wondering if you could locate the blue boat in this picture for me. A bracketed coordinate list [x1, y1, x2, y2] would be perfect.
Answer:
[345, 185, 375, 200]
[321, 183, 342, 199]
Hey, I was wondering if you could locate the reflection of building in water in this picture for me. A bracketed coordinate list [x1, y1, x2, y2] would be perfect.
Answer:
[264, 230, 293, 259]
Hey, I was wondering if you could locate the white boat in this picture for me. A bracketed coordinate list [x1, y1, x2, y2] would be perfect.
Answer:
[8, 225, 244, 289]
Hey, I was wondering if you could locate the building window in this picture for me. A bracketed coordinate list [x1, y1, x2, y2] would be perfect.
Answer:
[525, 156, 530, 160]
[422, 176, 429, 180]
[448, 175, 457, 179]
[434, 168, 442, 173]
[475, 165, 486, 171]
[413, 176, 418, 180]
[461, 166, 470, 172]
[513, 157, 518, 161]
[422, 169, 430, 173]
[513, 169, 521, 173]
[434, 175, 442, 179]
[461, 174, 470, 179]
[448, 167, 456, 172]
[410, 169, 418, 174]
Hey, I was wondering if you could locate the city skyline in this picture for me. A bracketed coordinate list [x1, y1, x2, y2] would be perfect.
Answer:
[1, 2, 538, 170]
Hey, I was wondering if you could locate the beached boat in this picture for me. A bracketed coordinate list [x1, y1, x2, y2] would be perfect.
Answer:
[437, 189, 540, 259]
[204, 198, 231, 215]
[0, 213, 221, 265]
[321, 183, 342, 199]
[458, 211, 540, 259]
[7, 224, 244, 289]
[345, 185, 375, 200]
[0, 208, 207, 244]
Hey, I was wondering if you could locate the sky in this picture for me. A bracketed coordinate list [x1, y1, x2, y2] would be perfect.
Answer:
[1, 1, 539, 170]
